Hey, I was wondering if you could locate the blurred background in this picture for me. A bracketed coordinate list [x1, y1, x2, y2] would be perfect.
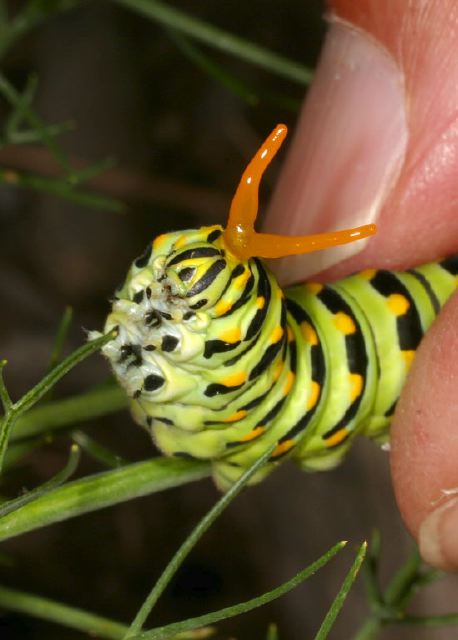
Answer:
[0, 1, 457, 638]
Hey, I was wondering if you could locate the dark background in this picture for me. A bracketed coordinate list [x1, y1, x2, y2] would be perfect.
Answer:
[0, 2, 457, 638]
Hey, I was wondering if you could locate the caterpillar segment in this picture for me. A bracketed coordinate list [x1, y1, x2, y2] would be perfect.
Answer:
[96, 125, 458, 490]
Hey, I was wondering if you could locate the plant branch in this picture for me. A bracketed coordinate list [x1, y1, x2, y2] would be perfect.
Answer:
[0, 167, 126, 212]
[72, 430, 125, 468]
[0, 457, 210, 542]
[0, 584, 214, 639]
[131, 542, 346, 640]
[125, 445, 276, 637]
[4, 73, 38, 138]
[314, 543, 367, 640]
[48, 306, 74, 370]
[0, 72, 72, 175]
[0, 444, 80, 517]
[0, 0, 83, 60]
[0, 332, 115, 473]
[0, 584, 128, 639]
[9, 384, 127, 442]
[114, 0, 313, 86]
[1, 119, 75, 146]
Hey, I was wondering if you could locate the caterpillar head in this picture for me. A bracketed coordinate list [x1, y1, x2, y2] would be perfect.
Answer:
[98, 224, 243, 403]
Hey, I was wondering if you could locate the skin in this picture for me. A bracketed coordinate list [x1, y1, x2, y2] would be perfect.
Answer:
[264, 0, 458, 571]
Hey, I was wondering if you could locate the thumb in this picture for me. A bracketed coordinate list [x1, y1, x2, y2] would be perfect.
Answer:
[265, 0, 458, 571]
[265, 0, 458, 284]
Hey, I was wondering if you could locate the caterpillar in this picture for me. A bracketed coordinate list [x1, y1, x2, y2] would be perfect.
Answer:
[97, 125, 458, 491]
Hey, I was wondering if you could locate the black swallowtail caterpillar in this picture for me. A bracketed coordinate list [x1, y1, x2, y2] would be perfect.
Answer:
[95, 125, 458, 491]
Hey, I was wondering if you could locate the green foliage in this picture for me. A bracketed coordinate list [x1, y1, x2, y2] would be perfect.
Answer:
[0, 331, 115, 472]
[0, 2, 456, 639]
[353, 532, 458, 638]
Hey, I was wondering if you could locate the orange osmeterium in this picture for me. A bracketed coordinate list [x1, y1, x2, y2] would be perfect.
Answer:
[223, 124, 377, 261]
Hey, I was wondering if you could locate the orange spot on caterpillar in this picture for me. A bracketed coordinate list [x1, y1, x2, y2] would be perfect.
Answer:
[304, 282, 323, 295]
[214, 300, 232, 316]
[270, 326, 284, 343]
[153, 234, 167, 250]
[240, 426, 265, 442]
[222, 371, 246, 387]
[272, 439, 295, 458]
[359, 268, 377, 280]
[325, 427, 349, 447]
[174, 234, 188, 248]
[387, 294, 410, 316]
[349, 373, 363, 402]
[334, 312, 356, 335]
[273, 360, 284, 381]
[402, 350, 415, 370]
[306, 381, 320, 410]
[301, 321, 318, 346]
[283, 371, 295, 395]
[223, 410, 247, 423]
[219, 327, 241, 343]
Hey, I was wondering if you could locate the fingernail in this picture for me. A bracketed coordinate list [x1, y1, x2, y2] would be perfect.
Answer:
[265, 18, 408, 283]
[419, 496, 458, 571]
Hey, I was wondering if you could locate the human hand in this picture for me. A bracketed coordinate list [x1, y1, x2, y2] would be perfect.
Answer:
[264, 0, 458, 571]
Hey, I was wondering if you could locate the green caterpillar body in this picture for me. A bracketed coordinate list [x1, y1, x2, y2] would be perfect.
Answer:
[100, 224, 458, 490]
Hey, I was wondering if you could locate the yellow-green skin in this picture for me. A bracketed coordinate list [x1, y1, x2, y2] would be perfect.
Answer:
[100, 225, 458, 490]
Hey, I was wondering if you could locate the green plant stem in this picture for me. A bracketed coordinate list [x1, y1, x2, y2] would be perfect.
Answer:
[167, 28, 300, 113]
[384, 548, 421, 607]
[7, 333, 115, 416]
[125, 446, 275, 638]
[0, 584, 128, 639]
[167, 28, 258, 106]
[0, 584, 213, 640]
[131, 542, 346, 640]
[364, 530, 383, 610]
[0, 411, 17, 475]
[353, 542, 455, 639]
[353, 618, 381, 640]
[0, 332, 114, 473]
[72, 429, 125, 468]
[396, 614, 458, 627]
[0, 167, 125, 212]
[0, 0, 82, 60]
[48, 306, 74, 372]
[10, 385, 128, 442]
[4, 73, 38, 138]
[114, 0, 313, 86]
[354, 611, 458, 639]
[0, 1, 7, 25]
[0, 72, 122, 210]
[0, 72, 72, 175]
[69, 154, 117, 185]
[44, 305, 74, 402]
[0, 457, 210, 542]
[314, 543, 367, 640]
[0, 444, 80, 517]
[0, 360, 12, 411]
[1, 119, 75, 145]
[266, 623, 279, 640]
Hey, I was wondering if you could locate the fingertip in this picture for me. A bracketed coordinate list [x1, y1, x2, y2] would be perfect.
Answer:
[418, 496, 458, 572]
[390, 292, 458, 570]
[265, 17, 407, 282]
